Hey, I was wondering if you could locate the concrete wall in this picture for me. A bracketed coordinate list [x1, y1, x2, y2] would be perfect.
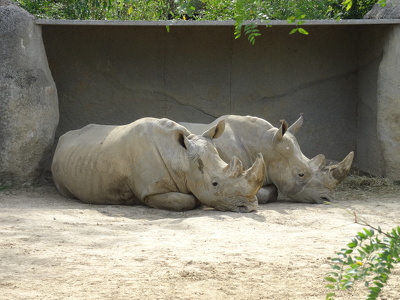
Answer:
[42, 24, 361, 163]
[34, 21, 400, 179]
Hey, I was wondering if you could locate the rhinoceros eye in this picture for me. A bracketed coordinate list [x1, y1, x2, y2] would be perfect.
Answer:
[299, 173, 305, 177]
[212, 181, 219, 186]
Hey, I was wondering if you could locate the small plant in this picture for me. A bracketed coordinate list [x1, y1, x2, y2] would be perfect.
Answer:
[325, 209, 400, 300]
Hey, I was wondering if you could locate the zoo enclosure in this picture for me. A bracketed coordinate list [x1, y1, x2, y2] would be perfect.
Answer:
[37, 19, 400, 179]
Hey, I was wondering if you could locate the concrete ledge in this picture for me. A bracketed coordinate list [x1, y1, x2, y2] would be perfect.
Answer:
[35, 19, 400, 26]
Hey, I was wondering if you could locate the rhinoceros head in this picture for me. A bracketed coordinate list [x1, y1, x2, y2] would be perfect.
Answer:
[266, 115, 354, 203]
[179, 120, 265, 212]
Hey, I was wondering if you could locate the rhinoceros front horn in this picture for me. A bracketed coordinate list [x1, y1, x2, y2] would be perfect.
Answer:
[245, 153, 266, 187]
[328, 151, 354, 183]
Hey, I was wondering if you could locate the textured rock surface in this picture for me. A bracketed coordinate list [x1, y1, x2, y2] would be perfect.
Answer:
[0, 0, 59, 185]
[365, 0, 400, 19]
[377, 25, 400, 180]
[364, 0, 400, 180]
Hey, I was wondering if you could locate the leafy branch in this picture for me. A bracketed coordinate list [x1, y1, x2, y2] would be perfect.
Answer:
[325, 204, 399, 300]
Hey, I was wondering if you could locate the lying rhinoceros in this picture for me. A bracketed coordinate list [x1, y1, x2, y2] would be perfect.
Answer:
[181, 115, 354, 204]
[51, 118, 266, 212]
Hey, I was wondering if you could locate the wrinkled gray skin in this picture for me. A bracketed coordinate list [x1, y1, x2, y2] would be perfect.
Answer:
[181, 115, 354, 204]
[51, 118, 266, 212]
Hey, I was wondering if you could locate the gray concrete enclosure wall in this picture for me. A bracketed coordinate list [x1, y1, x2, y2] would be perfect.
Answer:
[39, 21, 400, 178]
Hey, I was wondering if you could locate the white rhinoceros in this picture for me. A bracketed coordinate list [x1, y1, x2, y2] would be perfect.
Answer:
[180, 115, 354, 204]
[51, 118, 266, 212]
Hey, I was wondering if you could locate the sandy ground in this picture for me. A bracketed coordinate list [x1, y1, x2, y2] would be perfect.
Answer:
[1, 184, 399, 300]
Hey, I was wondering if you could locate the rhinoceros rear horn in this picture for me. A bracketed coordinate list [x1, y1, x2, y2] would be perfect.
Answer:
[329, 151, 354, 183]
[202, 120, 225, 140]
[225, 156, 244, 178]
[245, 153, 266, 187]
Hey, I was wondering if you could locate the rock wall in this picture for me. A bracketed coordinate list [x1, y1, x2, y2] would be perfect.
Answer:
[364, 1, 400, 180]
[365, 0, 400, 19]
[357, 25, 389, 178]
[377, 25, 400, 180]
[0, 0, 59, 185]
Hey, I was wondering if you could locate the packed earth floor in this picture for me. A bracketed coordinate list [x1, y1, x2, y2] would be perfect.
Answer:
[1, 179, 399, 300]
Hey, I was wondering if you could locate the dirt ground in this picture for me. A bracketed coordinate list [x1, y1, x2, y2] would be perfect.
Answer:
[1, 182, 399, 300]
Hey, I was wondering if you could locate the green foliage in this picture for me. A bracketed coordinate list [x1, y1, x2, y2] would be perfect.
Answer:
[325, 226, 400, 300]
[15, 0, 385, 21]
[197, 0, 235, 20]
[327, 0, 386, 19]
[13, 0, 387, 41]
[14, 0, 172, 20]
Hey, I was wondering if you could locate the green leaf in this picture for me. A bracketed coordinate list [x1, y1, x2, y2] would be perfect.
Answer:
[326, 292, 336, 299]
[364, 228, 374, 237]
[287, 16, 295, 23]
[289, 28, 298, 35]
[373, 281, 384, 288]
[342, 0, 353, 11]
[165, 25, 170, 33]
[357, 232, 367, 239]
[369, 286, 381, 293]
[325, 284, 336, 290]
[325, 276, 337, 283]
[342, 281, 354, 289]
[377, 0, 387, 7]
[348, 241, 358, 248]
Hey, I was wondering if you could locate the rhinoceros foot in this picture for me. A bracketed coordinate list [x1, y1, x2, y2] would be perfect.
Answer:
[257, 184, 278, 204]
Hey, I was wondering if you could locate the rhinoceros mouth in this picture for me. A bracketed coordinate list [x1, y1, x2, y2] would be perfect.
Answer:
[236, 205, 257, 213]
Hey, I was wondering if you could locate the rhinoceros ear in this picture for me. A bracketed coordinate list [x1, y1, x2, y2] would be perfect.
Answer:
[202, 120, 225, 140]
[177, 131, 192, 150]
[273, 119, 288, 143]
[287, 114, 304, 135]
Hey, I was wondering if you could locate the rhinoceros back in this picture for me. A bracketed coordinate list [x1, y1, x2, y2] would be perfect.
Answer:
[182, 115, 273, 169]
[51, 118, 189, 205]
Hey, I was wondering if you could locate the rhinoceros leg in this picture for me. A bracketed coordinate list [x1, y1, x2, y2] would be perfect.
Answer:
[257, 184, 278, 204]
[144, 193, 201, 212]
